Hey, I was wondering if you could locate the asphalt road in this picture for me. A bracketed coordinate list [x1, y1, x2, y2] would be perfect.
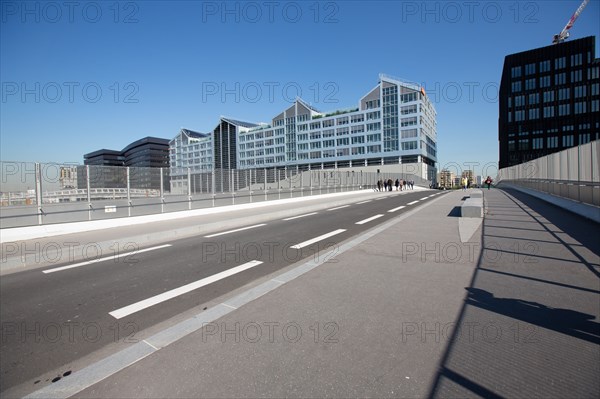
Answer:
[0, 189, 444, 394]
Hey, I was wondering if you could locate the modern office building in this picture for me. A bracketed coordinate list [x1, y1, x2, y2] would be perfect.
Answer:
[122, 137, 170, 168]
[499, 36, 600, 168]
[169, 74, 438, 189]
[83, 149, 125, 166]
[82, 136, 170, 189]
[169, 118, 261, 193]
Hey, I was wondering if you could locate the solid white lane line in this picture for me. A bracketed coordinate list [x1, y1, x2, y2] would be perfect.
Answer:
[388, 205, 406, 213]
[355, 214, 384, 225]
[327, 205, 350, 211]
[407, 201, 419, 205]
[204, 224, 266, 238]
[283, 212, 318, 221]
[109, 260, 263, 319]
[356, 200, 372, 204]
[290, 229, 347, 249]
[42, 244, 172, 274]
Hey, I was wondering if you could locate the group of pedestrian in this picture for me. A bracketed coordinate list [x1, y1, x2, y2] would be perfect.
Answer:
[376, 179, 414, 192]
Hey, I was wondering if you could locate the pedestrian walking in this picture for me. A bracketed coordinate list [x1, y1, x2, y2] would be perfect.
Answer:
[377, 180, 382, 192]
[395, 179, 399, 191]
[485, 176, 493, 190]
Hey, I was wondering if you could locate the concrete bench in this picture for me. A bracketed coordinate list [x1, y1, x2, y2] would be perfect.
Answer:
[461, 197, 483, 218]
[469, 190, 483, 199]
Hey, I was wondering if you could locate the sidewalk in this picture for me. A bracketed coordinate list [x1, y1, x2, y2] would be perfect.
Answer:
[25, 188, 600, 398]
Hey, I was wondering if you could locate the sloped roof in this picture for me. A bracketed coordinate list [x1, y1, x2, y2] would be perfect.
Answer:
[181, 128, 210, 138]
[220, 117, 259, 128]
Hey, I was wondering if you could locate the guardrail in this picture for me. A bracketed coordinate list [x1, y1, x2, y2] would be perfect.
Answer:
[497, 140, 599, 207]
[497, 179, 599, 207]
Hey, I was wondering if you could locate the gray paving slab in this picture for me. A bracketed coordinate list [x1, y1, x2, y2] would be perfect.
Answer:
[430, 187, 600, 399]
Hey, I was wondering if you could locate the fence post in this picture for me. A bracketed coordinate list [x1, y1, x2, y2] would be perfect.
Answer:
[187, 167, 192, 210]
[35, 163, 42, 225]
[86, 165, 92, 221]
[127, 167, 131, 217]
[264, 167, 267, 201]
[211, 169, 216, 207]
[160, 167, 164, 213]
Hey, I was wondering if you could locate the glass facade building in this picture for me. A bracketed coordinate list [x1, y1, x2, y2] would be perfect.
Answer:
[169, 74, 438, 182]
[499, 36, 600, 168]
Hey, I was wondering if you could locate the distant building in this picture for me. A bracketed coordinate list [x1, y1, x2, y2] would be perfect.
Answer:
[438, 169, 455, 189]
[83, 149, 124, 166]
[169, 74, 438, 188]
[82, 136, 169, 189]
[461, 170, 475, 185]
[122, 137, 170, 168]
[59, 166, 78, 189]
[499, 36, 600, 168]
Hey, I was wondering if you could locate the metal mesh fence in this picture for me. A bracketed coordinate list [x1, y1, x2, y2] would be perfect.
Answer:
[1, 162, 425, 228]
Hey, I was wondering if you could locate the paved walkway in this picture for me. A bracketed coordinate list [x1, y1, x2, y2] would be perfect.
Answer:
[23, 188, 600, 398]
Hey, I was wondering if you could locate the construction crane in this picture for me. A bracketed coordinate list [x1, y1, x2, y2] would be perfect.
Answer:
[552, 0, 590, 44]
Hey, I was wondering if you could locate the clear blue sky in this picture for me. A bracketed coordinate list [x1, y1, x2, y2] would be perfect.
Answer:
[1, 0, 599, 175]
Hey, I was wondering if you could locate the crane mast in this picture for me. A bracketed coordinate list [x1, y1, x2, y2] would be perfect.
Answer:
[552, 0, 590, 44]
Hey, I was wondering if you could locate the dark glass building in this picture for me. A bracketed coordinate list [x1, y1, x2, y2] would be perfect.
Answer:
[82, 149, 124, 166]
[82, 137, 170, 189]
[499, 36, 600, 168]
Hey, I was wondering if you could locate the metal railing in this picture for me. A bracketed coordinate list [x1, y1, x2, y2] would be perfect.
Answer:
[1, 162, 425, 228]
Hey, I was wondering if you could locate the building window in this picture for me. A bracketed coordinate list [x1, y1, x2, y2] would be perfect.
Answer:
[558, 104, 570, 116]
[511, 66, 522, 78]
[528, 108, 539, 120]
[562, 135, 574, 147]
[401, 141, 418, 151]
[591, 83, 599, 96]
[589, 66, 599, 80]
[580, 133, 591, 144]
[547, 136, 558, 148]
[558, 88, 570, 100]
[525, 63, 536, 75]
[574, 102, 586, 114]
[574, 86, 587, 98]
[539, 76, 551, 88]
[401, 129, 418, 139]
[514, 110, 525, 121]
[555, 57, 566, 69]
[555, 73, 566, 85]
[571, 53, 582, 67]
[528, 93, 539, 105]
[543, 106, 555, 118]
[518, 139, 529, 150]
[351, 114, 364, 123]
[543, 90, 555, 103]
[570, 70, 582, 83]
[539, 60, 551, 73]
[515, 95, 525, 107]
[511, 81, 521, 93]
[525, 78, 536, 90]
[508, 140, 515, 151]
[591, 100, 599, 113]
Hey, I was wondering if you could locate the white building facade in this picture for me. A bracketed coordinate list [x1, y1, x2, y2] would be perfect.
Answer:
[237, 74, 437, 180]
[169, 74, 438, 188]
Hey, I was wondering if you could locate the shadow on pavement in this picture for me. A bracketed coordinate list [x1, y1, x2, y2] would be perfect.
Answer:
[427, 188, 600, 398]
